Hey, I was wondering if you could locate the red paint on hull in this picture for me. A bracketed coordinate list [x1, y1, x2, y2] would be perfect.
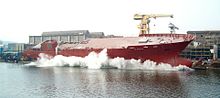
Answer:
[22, 38, 193, 67]
[58, 41, 192, 67]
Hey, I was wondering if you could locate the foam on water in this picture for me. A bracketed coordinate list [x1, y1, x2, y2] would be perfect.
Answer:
[25, 49, 193, 71]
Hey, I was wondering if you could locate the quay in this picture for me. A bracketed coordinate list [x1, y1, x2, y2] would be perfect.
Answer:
[192, 60, 220, 70]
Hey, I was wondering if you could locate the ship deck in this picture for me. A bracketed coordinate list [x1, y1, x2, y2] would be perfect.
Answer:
[59, 34, 191, 49]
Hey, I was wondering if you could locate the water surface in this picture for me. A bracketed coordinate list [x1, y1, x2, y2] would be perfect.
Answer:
[0, 62, 220, 98]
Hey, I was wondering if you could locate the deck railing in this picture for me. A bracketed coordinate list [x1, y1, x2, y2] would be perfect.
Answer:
[139, 34, 195, 41]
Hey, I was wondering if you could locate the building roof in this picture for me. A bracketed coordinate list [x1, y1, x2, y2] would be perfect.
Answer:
[42, 30, 90, 36]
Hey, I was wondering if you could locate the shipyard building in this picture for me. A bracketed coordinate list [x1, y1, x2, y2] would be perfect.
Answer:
[181, 30, 220, 60]
[8, 43, 26, 52]
[0, 40, 26, 53]
[29, 30, 104, 45]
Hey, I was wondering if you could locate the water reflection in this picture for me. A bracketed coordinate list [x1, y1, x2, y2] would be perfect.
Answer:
[21, 67, 188, 98]
[103, 70, 188, 98]
[179, 70, 220, 98]
[20, 67, 56, 97]
[1, 63, 220, 98]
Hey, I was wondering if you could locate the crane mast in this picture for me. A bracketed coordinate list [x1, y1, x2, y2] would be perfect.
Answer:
[134, 14, 173, 35]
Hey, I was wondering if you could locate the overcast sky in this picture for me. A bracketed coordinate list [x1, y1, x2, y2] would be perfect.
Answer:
[0, 0, 220, 43]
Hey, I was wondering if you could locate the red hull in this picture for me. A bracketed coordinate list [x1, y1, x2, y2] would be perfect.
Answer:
[23, 35, 194, 67]
[59, 41, 192, 67]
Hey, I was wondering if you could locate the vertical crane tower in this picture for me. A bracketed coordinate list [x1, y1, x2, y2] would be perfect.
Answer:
[134, 14, 173, 35]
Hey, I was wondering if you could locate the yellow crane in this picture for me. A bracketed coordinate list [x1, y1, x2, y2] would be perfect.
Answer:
[134, 14, 173, 35]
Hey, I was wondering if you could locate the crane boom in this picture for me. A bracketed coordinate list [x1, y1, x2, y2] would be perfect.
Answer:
[134, 14, 173, 35]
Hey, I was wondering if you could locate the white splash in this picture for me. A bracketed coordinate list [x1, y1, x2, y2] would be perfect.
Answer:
[25, 49, 193, 71]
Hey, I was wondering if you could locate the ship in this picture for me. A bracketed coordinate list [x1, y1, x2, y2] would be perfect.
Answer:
[22, 14, 195, 67]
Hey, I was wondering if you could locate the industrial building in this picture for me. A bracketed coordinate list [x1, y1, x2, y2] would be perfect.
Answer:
[89, 32, 105, 38]
[0, 43, 25, 62]
[29, 30, 105, 45]
[7, 43, 26, 52]
[181, 30, 220, 60]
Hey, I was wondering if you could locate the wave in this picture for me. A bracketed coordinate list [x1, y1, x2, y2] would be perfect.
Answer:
[25, 49, 193, 71]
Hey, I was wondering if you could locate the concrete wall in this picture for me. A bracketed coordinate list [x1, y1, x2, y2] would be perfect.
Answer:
[60, 36, 69, 42]
[70, 36, 79, 42]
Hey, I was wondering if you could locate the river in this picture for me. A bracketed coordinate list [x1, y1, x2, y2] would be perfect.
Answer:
[0, 62, 220, 98]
